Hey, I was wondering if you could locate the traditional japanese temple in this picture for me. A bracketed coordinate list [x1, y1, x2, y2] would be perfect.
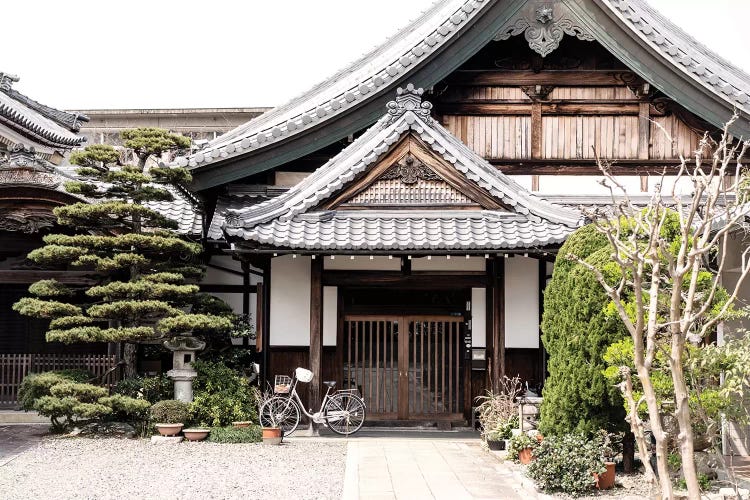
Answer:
[177, 0, 750, 439]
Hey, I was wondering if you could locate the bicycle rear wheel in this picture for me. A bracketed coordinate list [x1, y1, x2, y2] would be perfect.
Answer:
[260, 396, 301, 436]
[323, 392, 366, 436]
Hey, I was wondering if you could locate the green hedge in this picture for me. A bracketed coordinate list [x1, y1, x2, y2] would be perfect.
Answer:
[208, 425, 262, 443]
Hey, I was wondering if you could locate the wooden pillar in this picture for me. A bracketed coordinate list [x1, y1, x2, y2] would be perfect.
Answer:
[309, 257, 324, 408]
[530, 102, 543, 192]
[638, 101, 651, 192]
[487, 257, 506, 391]
[241, 261, 250, 347]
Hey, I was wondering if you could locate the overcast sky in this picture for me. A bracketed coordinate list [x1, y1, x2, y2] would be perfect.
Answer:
[4, 0, 749, 110]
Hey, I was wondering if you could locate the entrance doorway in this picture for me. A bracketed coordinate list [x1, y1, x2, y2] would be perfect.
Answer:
[342, 315, 466, 420]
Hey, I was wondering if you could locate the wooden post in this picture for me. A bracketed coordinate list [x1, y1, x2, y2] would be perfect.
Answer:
[638, 101, 651, 192]
[487, 257, 505, 391]
[241, 261, 250, 347]
[309, 257, 324, 410]
[531, 102, 542, 192]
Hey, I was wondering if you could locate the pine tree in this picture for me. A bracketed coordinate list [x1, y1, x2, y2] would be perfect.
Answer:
[539, 224, 628, 436]
[14, 128, 232, 375]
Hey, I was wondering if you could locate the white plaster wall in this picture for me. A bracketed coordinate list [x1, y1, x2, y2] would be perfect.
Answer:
[471, 288, 486, 348]
[412, 256, 485, 271]
[534, 175, 642, 195]
[324, 256, 401, 271]
[505, 256, 539, 348]
[323, 286, 337, 346]
[270, 255, 311, 346]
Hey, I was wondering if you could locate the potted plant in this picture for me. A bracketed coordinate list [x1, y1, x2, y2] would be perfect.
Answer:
[182, 428, 210, 441]
[508, 432, 538, 464]
[475, 375, 522, 445]
[258, 390, 283, 445]
[150, 399, 190, 437]
[594, 431, 618, 490]
[485, 414, 519, 450]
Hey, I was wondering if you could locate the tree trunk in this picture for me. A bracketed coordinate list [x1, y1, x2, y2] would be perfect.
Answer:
[123, 342, 138, 377]
[636, 363, 674, 499]
[623, 431, 635, 473]
[670, 346, 700, 499]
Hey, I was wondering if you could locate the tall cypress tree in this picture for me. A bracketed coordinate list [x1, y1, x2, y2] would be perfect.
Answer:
[539, 224, 627, 436]
[14, 128, 231, 375]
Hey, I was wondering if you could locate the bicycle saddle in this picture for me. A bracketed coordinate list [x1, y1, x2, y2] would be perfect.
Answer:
[323, 381, 336, 388]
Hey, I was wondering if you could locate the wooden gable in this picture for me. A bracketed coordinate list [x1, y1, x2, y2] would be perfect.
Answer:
[320, 134, 505, 211]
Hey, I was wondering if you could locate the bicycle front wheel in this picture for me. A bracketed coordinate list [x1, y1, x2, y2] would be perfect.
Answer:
[324, 392, 366, 436]
[260, 396, 301, 436]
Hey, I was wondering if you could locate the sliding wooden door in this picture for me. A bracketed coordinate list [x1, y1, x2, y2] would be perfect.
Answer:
[343, 315, 465, 420]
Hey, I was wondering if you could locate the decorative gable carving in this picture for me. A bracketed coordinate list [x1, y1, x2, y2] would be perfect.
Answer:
[322, 134, 504, 211]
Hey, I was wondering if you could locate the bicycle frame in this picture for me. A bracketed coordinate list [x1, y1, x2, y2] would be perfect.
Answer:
[279, 375, 363, 424]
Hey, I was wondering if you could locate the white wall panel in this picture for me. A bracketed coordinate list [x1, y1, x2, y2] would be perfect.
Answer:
[471, 288, 486, 347]
[505, 257, 539, 348]
[412, 256, 485, 271]
[270, 256, 311, 345]
[323, 286, 337, 346]
[324, 256, 401, 271]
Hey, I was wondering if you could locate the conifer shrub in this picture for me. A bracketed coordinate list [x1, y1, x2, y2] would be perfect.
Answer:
[540, 224, 627, 436]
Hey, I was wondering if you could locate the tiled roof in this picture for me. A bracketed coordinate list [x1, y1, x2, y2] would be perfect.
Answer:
[225, 211, 572, 251]
[146, 187, 202, 236]
[177, 0, 750, 172]
[0, 73, 87, 149]
[222, 86, 582, 252]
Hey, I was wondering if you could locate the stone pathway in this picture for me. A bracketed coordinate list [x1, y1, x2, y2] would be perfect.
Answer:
[0, 424, 46, 466]
[341, 436, 527, 499]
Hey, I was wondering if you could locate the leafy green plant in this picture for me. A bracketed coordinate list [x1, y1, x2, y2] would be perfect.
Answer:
[114, 375, 173, 402]
[486, 414, 519, 441]
[507, 432, 538, 461]
[208, 425, 262, 443]
[150, 399, 190, 424]
[475, 375, 522, 440]
[677, 473, 711, 491]
[526, 433, 606, 496]
[189, 361, 259, 427]
[18, 371, 89, 411]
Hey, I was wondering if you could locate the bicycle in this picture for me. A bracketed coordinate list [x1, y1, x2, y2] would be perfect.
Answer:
[259, 367, 366, 436]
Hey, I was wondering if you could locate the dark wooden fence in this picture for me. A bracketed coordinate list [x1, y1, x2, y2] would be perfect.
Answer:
[0, 354, 120, 407]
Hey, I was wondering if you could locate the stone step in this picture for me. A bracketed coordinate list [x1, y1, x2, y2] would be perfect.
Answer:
[0, 411, 50, 425]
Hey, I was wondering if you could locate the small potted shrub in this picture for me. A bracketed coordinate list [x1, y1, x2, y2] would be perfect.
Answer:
[258, 390, 282, 445]
[475, 376, 522, 445]
[150, 399, 190, 436]
[595, 431, 619, 490]
[182, 428, 211, 441]
[508, 432, 538, 464]
[485, 414, 519, 450]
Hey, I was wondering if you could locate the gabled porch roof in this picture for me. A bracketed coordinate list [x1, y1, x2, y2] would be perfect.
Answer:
[222, 85, 581, 253]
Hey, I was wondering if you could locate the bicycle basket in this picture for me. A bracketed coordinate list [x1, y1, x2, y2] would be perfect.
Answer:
[274, 375, 292, 394]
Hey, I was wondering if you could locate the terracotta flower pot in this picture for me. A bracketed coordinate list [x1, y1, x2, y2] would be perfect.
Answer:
[232, 421, 252, 428]
[262, 427, 282, 445]
[155, 423, 183, 436]
[518, 447, 534, 464]
[595, 462, 616, 490]
[183, 428, 210, 441]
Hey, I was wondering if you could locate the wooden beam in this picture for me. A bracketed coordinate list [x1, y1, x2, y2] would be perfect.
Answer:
[438, 102, 644, 116]
[321, 271, 488, 288]
[448, 70, 640, 87]
[488, 158, 702, 175]
[198, 284, 258, 293]
[309, 257, 324, 412]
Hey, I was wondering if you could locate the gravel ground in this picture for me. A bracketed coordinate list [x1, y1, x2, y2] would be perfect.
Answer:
[0, 437, 347, 500]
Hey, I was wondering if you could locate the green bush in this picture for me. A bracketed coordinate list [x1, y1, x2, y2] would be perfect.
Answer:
[208, 425, 262, 443]
[150, 399, 190, 424]
[526, 434, 606, 496]
[114, 375, 173, 402]
[189, 361, 259, 427]
[486, 414, 519, 441]
[17, 371, 90, 411]
[99, 394, 151, 421]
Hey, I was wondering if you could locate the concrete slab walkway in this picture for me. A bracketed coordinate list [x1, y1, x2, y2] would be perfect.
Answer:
[0, 424, 47, 466]
[341, 435, 527, 500]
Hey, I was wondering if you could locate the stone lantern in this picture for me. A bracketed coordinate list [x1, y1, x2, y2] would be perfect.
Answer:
[164, 335, 205, 402]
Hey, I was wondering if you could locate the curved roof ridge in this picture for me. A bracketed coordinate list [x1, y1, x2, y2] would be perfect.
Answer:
[176, 0, 487, 169]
